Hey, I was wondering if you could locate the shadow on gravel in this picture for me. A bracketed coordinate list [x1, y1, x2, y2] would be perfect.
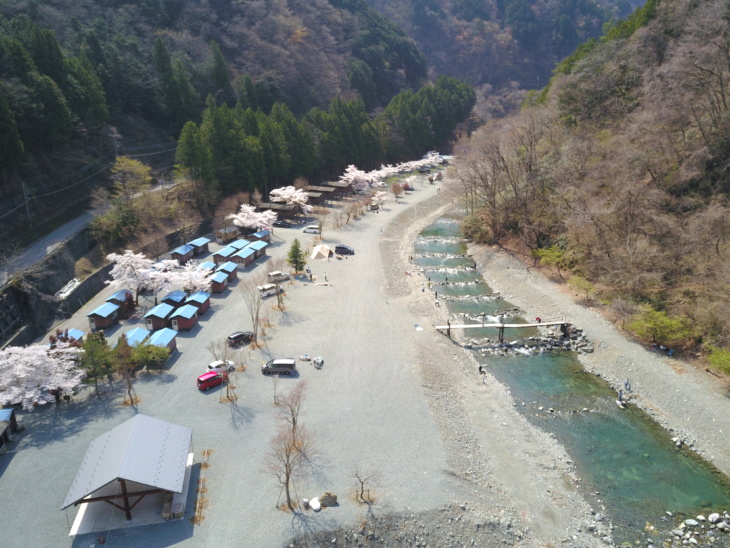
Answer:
[222, 399, 256, 430]
[278, 310, 309, 327]
[287, 510, 339, 543]
[136, 371, 177, 385]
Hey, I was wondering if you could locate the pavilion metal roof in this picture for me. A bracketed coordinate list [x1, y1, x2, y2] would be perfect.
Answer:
[185, 291, 210, 304]
[210, 271, 228, 284]
[216, 261, 237, 273]
[170, 304, 197, 320]
[148, 328, 177, 347]
[61, 414, 192, 509]
[144, 303, 174, 319]
[246, 240, 268, 251]
[87, 302, 120, 318]
[187, 237, 210, 247]
[124, 327, 150, 347]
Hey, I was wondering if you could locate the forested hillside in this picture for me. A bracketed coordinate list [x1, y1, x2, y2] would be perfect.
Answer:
[457, 0, 730, 367]
[367, 0, 641, 93]
[0, 0, 435, 248]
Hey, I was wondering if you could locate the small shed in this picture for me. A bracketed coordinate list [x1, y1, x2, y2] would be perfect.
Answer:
[144, 303, 174, 331]
[246, 240, 268, 260]
[185, 291, 211, 316]
[215, 226, 239, 244]
[87, 302, 120, 331]
[249, 229, 271, 243]
[213, 245, 238, 265]
[148, 328, 178, 352]
[325, 180, 353, 197]
[256, 202, 298, 219]
[0, 408, 22, 454]
[216, 261, 238, 282]
[232, 246, 256, 268]
[229, 239, 251, 250]
[305, 191, 324, 206]
[124, 327, 151, 348]
[188, 237, 211, 256]
[209, 271, 229, 294]
[106, 289, 133, 306]
[61, 414, 191, 523]
[170, 244, 195, 264]
[170, 304, 198, 332]
[196, 261, 217, 276]
[162, 290, 187, 309]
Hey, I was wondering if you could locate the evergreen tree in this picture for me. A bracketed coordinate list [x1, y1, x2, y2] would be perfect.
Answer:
[209, 40, 235, 105]
[80, 332, 113, 396]
[64, 56, 108, 126]
[0, 84, 25, 168]
[287, 238, 306, 273]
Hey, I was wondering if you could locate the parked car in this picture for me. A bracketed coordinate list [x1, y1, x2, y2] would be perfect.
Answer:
[207, 360, 235, 373]
[369, 203, 379, 211]
[268, 271, 289, 283]
[257, 283, 284, 297]
[273, 220, 293, 228]
[197, 371, 224, 390]
[403, 183, 414, 191]
[335, 244, 354, 255]
[227, 331, 254, 347]
[261, 358, 297, 375]
[303, 225, 321, 234]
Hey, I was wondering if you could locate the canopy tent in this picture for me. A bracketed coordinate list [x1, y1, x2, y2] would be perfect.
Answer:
[311, 244, 333, 260]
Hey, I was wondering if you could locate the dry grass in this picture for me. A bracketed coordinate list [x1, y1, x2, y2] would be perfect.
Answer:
[74, 245, 106, 279]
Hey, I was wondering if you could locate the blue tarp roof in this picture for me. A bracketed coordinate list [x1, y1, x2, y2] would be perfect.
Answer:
[246, 240, 268, 251]
[210, 271, 228, 284]
[215, 246, 238, 258]
[107, 289, 132, 303]
[0, 408, 15, 421]
[172, 244, 195, 255]
[197, 261, 216, 271]
[67, 328, 85, 341]
[252, 229, 271, 238]
[163, 290, 187, 304]
[188, 237, 210, 247]
[186, 291, 210, 304]
[88, 302, 120, 318]
[217, 261, 237, 273]
[125, 327, 151, 347]
[149, 328, 176, 347]
[229, 239, 251, 250]
[234, 247, 255, 259]
[144, 303, 174, 319]
[170, 304, 197, 319]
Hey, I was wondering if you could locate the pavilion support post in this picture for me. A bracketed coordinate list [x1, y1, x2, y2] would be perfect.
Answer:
[119, 479, 133, 521]
[498, 325, 505, 343]
[447, 319, 451, 339]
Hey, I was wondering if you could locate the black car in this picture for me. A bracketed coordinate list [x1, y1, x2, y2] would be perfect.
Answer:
[273, 220, 293, 228]
[335, 244, 355, 255]
[227, 331, 254, 347]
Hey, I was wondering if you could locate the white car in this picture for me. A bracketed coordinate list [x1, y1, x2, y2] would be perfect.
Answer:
[207, 360, 235, 373]
[303, 225, 321, 234]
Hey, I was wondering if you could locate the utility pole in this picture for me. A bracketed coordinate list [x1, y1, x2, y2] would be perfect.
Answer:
[21, 181, 31, 226]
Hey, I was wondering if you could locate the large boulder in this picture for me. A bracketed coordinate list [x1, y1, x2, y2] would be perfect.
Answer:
[320, 492, 337, 507]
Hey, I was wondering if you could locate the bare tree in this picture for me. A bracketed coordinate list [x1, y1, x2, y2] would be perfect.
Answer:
[391, 182, 404, 201]
[239, 274, 266, 344]
[353, 466, 378, 504]
[312, 206, 330, 236]
[206, 338, 233, 362]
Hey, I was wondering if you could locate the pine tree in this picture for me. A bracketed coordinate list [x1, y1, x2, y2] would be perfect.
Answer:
[209, 40, 235, 105]
[287, 238, 306, 273]
[0, 84, 25, 169]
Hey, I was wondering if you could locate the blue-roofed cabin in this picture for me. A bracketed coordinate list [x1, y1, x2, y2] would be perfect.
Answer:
[87, 302, 120, 331]
[229, 239, 251, 250]
[0, 408, 21, 452]
[148, 327, 177, 353]
[106, 289, 133, 306]
[170, 304, 198, 331]
[213, 245, 238, 265]
[188, 237, 211, 256]
[144, 303, 175, 331]
[233, 246, 255, 268]
[171, 243, 195, 264]
[249, 229, 271, 243]
[162, 290, 187, 308]
[246, 239, 269, 260]
[216, 261, 238, 282]
[210, 271, 229, 294]
[124, 327, 151, 348]
[185, 291, 211, 315]
[196, 261, 217, 276]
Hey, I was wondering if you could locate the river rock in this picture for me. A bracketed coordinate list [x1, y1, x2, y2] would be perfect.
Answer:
[708, 513, 721, 524]
[697, 515, 706, 521]
[310, 497, 321, 511]
[671, 529, 684, 537]
[685, 519, 699, 527]
[688, 537, 699, 545]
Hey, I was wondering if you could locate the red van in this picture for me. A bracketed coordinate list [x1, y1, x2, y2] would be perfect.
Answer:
[197, 371, 224, 391]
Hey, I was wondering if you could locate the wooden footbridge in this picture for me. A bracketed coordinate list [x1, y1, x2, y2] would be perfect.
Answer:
[435, 319, 569, 342]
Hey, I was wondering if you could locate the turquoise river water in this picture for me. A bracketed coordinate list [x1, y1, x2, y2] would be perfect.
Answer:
[414, 213, 730, 543]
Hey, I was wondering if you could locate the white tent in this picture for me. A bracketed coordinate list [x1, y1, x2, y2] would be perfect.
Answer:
[311, 244, 333, 260]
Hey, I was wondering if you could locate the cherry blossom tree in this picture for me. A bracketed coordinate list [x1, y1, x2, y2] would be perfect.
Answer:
[339, 165, 371, 194]
[0, 343, 85, 410]
[227, 204, 278, 232]
[177, 260, 212, 293]
[149, 259, 179, 305]
[269, 186, 312, 215]
[107, 250, 154, 304]
[371, 191, 389, 206]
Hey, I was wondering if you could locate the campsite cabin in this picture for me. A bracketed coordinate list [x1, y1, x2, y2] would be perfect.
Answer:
[0, 408, 22, 455]
[148, 327, 178, 352]
[162, 290, 187, 309]
[245, 240, 268, 261]
[170, 304, 198, 331]
[229, 239, 251, 250]
[249, 229, 271, 243]
[87, 302, 120, 331]
[232, 246, 255, 268]
[216, 226, 239, 244]
[124, 327, 151, 348]
[144, 303, 174, 331]
[170, 244, 195, 264]
[185, 291, 211, 316]
[325, 180, 352, 198]
[216, 261, 238, 282]
[187, 237, 211, 256]
[106, 289, 133, 307]
[256, 202, 297, 219]
[196, 261, 217, 276]
[209, 271, 228, 294]
[213, 245, 238, 265]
